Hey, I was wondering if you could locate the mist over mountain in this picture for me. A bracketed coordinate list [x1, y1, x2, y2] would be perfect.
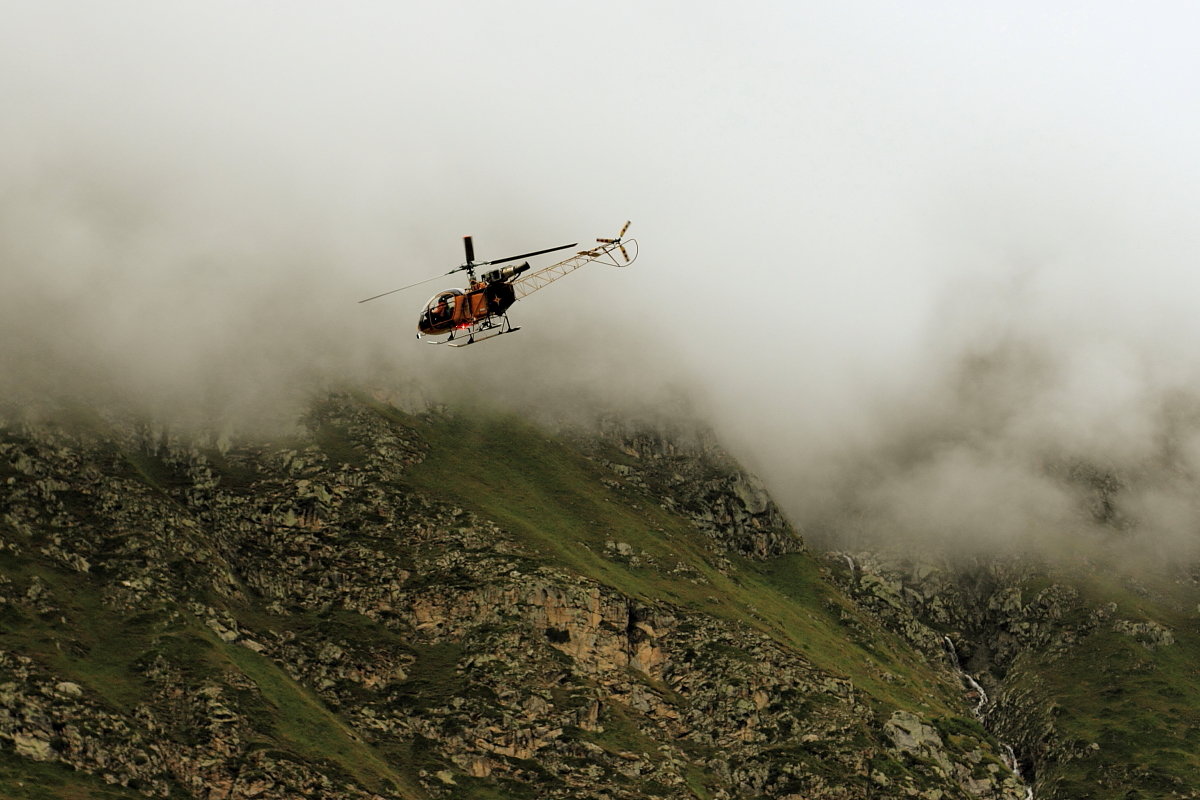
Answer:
[4, 2, 1200, 565]
[6, 10, 1200, 798]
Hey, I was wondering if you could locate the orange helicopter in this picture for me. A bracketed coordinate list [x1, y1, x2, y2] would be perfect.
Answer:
[360, 222, 636, 347]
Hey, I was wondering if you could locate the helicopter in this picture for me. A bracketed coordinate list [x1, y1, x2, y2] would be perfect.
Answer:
[359, 222, 636, 347]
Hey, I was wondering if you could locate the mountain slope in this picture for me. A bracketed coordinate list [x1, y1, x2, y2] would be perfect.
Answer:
[831, 550, 1200, 798]
[3, 393, 1028, 798]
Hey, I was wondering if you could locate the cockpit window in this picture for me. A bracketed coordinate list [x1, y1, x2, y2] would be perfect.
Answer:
[423, 292, 458, 324]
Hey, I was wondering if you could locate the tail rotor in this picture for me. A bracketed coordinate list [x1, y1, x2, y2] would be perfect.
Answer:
[596, 220, 633, 263]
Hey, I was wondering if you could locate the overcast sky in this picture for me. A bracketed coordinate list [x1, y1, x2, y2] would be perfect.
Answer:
[4, 2, 1200, 557]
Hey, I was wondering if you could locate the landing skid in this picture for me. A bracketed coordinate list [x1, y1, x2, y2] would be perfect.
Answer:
[446, 321, 521, 347]
[416, 314, 521, 347]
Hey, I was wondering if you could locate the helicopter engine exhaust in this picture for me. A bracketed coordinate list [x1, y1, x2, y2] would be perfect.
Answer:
[482, 262, 530, 284]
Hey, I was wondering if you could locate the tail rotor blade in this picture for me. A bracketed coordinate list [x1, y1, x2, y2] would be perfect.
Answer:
[619, 244, 629, 262]
[619, 220, 631, 237]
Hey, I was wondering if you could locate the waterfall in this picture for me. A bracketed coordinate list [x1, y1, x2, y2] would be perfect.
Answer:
[943, 636, 1033, 798]
[941, 636, 988, 715]
[1002, 745, 1035, 800]
[962, 669, 990, 714]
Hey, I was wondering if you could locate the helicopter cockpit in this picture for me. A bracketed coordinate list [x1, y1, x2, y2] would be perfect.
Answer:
[420, 290, 463, 330]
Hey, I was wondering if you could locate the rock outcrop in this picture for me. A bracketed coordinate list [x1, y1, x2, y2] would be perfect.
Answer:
[0, 394, 1029, 798]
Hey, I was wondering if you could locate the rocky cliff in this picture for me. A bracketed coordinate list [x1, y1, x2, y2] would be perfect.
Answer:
[1, 392, 1186, 798]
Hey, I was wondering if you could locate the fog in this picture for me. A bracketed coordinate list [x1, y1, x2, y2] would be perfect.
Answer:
[4, 2, 1200, 560]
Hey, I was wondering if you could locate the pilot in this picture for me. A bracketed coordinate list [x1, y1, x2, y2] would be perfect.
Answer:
[431, 296, 451, 322]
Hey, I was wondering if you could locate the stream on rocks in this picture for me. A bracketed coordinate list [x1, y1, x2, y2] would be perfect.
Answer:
[942, 635, 1034, 800]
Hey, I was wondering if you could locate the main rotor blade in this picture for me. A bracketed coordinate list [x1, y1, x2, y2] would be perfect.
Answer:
[463, 235, 475, 264]
[482, 242, 577, 266]
[358, 272, 445, 303]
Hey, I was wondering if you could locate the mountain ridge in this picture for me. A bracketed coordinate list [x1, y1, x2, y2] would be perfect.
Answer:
[2, 391, 1194, 798]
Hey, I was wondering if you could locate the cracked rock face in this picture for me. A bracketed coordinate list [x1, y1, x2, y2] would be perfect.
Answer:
[1, 394, 1028, 799]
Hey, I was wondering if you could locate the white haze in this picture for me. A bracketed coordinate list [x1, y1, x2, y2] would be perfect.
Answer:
[4, 2, 1200, 561]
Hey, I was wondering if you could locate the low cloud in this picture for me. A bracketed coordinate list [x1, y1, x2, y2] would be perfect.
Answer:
[5, 4, 1200, 567]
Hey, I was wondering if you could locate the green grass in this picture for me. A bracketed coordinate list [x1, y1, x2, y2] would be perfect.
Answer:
[218, 634, 427, 799]
[312, 423, 372, 470]
[683, 763, 716, 800]
[389, 641, 466, 711]
[585, 700, 661, 756]
[200, 448, 263, 491]
[0, 562, 161, 709]
[0, 552, 427, 799]
[120, 451, 185, 493]
[397, 410, 966, 718]
[999, 566, 1200, 798]
[0, 750, 152, 800]
[747, 553, 962, 713]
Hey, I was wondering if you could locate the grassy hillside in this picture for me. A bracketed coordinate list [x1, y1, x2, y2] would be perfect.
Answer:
[0, 396, 1026, 799]
[398, 408, 977, 719]
[996, 566, 1200, 798]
